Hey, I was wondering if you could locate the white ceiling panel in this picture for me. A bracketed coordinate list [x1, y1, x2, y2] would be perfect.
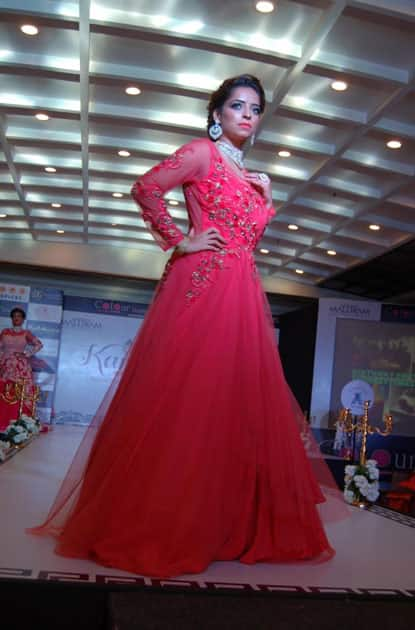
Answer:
[0, 0, 413, 291]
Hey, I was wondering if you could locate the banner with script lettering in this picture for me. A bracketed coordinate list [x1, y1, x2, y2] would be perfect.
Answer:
[53, 296, 147, 425]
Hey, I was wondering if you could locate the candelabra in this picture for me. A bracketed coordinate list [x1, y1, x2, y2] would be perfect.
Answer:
[337, 401, 393, 465]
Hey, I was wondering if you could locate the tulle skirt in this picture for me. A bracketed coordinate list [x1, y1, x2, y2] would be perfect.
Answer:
[29, 249, 345, 577]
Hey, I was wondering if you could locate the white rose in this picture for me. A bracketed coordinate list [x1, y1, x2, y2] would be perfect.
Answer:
[353, 475, 368, 488]
[345, 465, 357, 476]
[366, 488, 379, 502]
[14, 425, 24, 433]
[368, 468, 379, 480]
[366, 459, 378, 468]
[14, 431, 28, 443]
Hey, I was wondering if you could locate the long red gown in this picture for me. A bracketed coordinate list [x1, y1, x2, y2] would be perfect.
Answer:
[0, 328, 43, 431]
[30, 138, 342, 577]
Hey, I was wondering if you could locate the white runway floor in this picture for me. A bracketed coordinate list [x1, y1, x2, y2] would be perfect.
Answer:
[1, 426, 414, 597]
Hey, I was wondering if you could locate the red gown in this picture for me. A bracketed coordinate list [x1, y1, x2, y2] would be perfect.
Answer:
[30, 138, 342, 577]
[0, 328, 43, 431]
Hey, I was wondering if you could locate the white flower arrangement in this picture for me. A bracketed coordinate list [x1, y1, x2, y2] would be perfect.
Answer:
[344, 459, 380, 505]
[0, 414, 40, 453]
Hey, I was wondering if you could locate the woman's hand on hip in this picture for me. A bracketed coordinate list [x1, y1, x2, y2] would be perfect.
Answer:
[177, 227, 227, 254]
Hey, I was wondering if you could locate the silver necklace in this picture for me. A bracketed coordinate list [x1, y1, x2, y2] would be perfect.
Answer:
[216, 141, 245, 170]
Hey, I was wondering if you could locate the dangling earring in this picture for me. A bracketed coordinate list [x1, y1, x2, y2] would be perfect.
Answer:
[250, 133, 256, 147]
[209, 120, 222, 141]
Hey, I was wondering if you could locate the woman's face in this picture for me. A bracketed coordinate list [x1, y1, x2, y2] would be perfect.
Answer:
[12, 311, 24, 327]
[214, 86, 262, 148]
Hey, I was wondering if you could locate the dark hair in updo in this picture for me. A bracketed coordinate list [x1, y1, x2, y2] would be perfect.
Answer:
[206, 74, 266, 139]
[10, 307, 26, 320]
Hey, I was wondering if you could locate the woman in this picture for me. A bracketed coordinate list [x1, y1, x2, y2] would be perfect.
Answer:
[0, 308, 43, 430]
[30, 75, 343, 576]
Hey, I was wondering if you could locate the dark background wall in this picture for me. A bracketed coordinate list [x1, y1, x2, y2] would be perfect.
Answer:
[277, 303, 319, 416]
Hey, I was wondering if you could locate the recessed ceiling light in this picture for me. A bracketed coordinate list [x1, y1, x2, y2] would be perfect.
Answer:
[288, 224, 298, 231]
[369, 224, 380, 231]
[112, 192, 124, 198]
[118, 150, 131, 157]
[327, 249, 337, 256]
[168, 199, 179, 206]
[0, 213, 7, 218]
[20, 24, 38, 35]
[260, 248, 270, 254]
[295, 268, 304, 275]
[278, 150, 291, 158]
[35, 113, 49, 121]
[125, 86, 141, 95]
[45, 167, 56, 173]
[111, 223, 118, 227]
[56, 229, 65, 234]
[386, 139, 402, 149]
[255, 1, 275, 13]
[51, 203, 61, 208]
[331, 80, 348, 91]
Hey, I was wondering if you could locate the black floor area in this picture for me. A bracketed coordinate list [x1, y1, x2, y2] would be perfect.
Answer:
[3, 580, 415, 630]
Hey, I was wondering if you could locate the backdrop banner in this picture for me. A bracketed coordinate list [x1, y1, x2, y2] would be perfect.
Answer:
[310, 298, 381, 428]
[330, 319, 415, 436]
[53, 296, 148, 425]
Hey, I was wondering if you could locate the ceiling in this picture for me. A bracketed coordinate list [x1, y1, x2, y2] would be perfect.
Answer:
[0, 0, 414, 304]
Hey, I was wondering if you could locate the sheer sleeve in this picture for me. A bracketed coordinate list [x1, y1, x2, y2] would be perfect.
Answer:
[131, 139, 211, 251]
[25, 331, 43, 357]
[267, 205, 276, 223]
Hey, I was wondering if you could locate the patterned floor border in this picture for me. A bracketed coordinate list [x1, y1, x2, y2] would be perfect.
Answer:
[0, 567, 414, 599]
[366, 503, 415, 529]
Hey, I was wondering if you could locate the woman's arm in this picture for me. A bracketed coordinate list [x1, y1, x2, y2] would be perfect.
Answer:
[131, 139, 211, 251]
[24, 331, 43, 357]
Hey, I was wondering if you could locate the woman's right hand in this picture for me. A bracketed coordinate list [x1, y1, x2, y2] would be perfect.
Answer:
[177, 228, 227, 254]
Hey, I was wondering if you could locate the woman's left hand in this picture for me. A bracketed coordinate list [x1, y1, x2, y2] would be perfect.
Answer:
[244, 172, 273, 207]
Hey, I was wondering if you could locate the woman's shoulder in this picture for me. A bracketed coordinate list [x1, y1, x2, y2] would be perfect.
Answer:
[179, 137, 214, 158]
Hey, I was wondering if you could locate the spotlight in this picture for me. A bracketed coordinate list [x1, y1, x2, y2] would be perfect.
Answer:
[331, 80, 348, 91]
[125, 86, 141, 95]
[256, 1, 275, 13]
[386, 140, 402, 149]
[21, 24, 38, 35]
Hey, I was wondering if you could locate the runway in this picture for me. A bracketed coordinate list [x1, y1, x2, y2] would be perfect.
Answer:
[1, 426, 414, 598]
